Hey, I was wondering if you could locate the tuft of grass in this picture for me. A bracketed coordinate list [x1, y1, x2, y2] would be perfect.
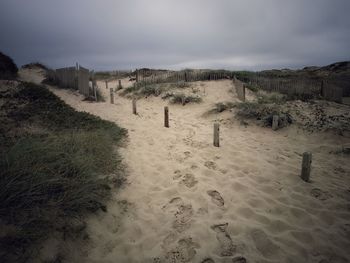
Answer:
[256, 91, 286, 104]
[211, 102, 236, 113]
[139, 84, 164, 97]
[169, 93, 202, 105]
[235, 101, 292, 127]
[0, 82, 126, 261]
[245, 83, 260, 93]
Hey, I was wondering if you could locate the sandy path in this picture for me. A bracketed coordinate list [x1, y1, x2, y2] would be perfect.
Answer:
[22, 71, 350, 263]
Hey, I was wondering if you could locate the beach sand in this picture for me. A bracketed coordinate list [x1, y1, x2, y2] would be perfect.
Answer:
[21, 70, 350, 263]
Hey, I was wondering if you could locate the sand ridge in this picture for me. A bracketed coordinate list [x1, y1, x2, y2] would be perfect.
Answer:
[23, 71, 350, 263]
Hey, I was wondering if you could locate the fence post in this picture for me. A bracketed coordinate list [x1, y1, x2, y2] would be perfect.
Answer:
[136, 69, 139, 83]
[242, 84, 246, 102]
[272, 115, 279, 131]
[132, 99, 137, 115]
[213, 123, 220, 147]
[110, 88, 114, 104]
[94, 81, 98, 101]
[118, 79, 122, 89]
[164, 106, 169, 128]
[105, 81, 108, 90]
[301, 152, 312, 182]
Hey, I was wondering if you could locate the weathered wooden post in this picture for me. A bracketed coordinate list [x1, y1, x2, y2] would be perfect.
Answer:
[132, 99, 137, 115]
[110, 88, 114, 104]
[242, 84, 246, 102]
[94, 81, 98, 101]
[164, 106, 169, 128]
[136, 69, 139, 83]
[118, 79, 122, 89]
[301, 152, 312, 182]
[213, 123, 220, 147]
[105, 80, 108, 90]
[272, 115, 279, 131]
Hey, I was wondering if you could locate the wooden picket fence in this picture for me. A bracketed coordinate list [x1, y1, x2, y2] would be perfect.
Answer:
[247, 75, 344, 103]
[135, 69, 234, 85]
[46, 64, 95, 99]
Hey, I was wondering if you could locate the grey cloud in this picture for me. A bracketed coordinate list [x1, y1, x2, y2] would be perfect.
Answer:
[0, 0, 349, 70]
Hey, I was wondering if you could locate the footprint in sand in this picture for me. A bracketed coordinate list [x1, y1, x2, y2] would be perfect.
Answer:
[250, 229, 280, 259]
[165, 237, 200, 263]
[207, 190, 225, 207]
[201, 258, 215, 263]
[310, 188, 333, 201]
[180, 174, 198, 188]
[232, 256, 247, 263]
[211, 223, 236, 257]
[173, 170, 198, 188]
[204, 161, 217, 170]
[162, 197, 194, 233]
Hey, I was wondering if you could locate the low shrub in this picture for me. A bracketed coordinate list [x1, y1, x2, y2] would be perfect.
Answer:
[169, 93, 202, 105]
[0, 82, 126, 261]
[0, 51, 18, 80]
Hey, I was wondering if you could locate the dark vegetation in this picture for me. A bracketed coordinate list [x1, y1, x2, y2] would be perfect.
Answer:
[0, 82, 126, 261]
[95, 70, 132, 80]
[0, 51, 18, 80]
[21, 62, 49, 71]
[120, 82, 201, 105]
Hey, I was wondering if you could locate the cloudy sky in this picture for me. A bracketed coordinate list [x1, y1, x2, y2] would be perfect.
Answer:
[0, 0, 349, 71]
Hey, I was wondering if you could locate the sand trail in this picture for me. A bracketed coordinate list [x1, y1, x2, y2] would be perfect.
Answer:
[34, 75, 350, 263]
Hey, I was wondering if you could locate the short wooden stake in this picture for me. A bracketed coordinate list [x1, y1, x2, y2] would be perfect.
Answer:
[301, 152, 312, 182]
[164, 106, 169, 128]
[213, 123, 220, 147]
[132, 99, 137, 115]
[94, 85, 97, 101]
[136, 70, 139, 83]
[272, 115, 279, 131]
[110, 88, 114, 104]
[105, 81, 108, 89]
[118, 79, 122, 89]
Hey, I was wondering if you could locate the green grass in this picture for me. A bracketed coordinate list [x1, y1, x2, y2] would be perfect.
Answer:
[235, 101, 292, 128]
[0, 82, 126, 261]
[168, 93, 202, 105]
[256, 91, 287, 104]
[211, 102, 236, 113]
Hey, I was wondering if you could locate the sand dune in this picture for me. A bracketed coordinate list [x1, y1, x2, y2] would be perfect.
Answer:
[24, 72, 350, 263]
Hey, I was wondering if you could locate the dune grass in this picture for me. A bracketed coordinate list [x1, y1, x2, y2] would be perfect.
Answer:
[0, 82, 126, 261]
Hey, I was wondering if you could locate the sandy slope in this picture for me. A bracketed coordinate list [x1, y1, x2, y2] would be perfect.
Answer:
[20, 70, 350, 263]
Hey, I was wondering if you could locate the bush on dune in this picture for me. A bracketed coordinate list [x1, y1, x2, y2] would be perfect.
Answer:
[0, 51, 18, 80]
[0, 82, 126, 261]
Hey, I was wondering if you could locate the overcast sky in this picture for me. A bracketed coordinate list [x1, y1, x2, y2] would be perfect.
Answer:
[0, 0, 349, 71]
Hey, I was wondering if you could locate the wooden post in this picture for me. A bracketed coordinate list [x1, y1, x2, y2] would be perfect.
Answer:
[118, 79, 122, 89]
[110, 88, 114, 104]
[242, 84, 246, 102]
[164, 106, 169, 128]
[94, 82, 98, 101]
[105, 81, 108, 89]
[132, 99, 137, 115]
[272, 115, 279, 131]
[301, 152, 312, 182]
[213, 123, 220, 147]
[136, 70, 139, 83]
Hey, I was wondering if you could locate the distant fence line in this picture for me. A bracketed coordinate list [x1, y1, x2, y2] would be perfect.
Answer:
[135, 69, 234, 85]
[47, 64, 96, 98]
[134, 69, 345, 103]
[247, 76, 343, 103]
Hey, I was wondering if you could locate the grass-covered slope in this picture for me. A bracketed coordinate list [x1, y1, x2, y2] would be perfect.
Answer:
[0, 82, 127, 261]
